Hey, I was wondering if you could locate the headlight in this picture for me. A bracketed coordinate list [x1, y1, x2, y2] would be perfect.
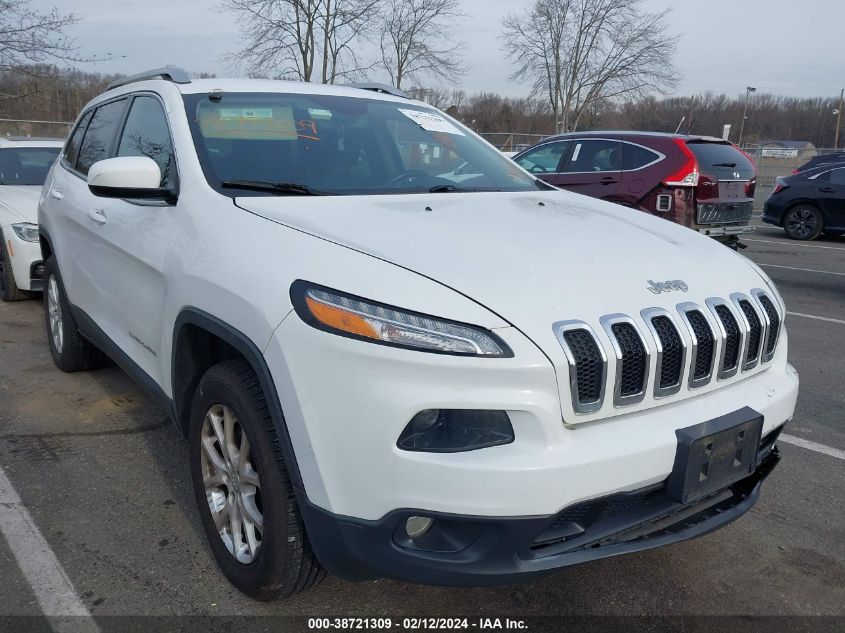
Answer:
[11, 223, 39, 243]
[291, 281, 512, 357]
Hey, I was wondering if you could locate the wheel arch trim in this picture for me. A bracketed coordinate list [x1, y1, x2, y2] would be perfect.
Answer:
[172, 307, 306, 491]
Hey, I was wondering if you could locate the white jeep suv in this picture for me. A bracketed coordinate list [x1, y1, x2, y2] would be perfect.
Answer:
[38, 68, 799, 600]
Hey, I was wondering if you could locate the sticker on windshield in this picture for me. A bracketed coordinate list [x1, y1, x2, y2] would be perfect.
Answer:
[308, 108, 333, 120]
[218, 108, 274, 120]
[399, 109, 465, 136]
[198, 104, 298, 140]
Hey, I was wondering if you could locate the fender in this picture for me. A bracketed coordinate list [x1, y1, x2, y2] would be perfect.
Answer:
[172, 308, 305, 492]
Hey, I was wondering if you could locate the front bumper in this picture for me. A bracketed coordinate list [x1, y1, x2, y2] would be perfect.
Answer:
[266, 314, 798, 521]
[302, 440, 781, 585]
[3, 228, 42, 291]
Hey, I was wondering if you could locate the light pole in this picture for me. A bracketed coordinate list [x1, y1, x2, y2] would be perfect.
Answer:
[834, 88, 843, 150]
[738, 86, 756, 147]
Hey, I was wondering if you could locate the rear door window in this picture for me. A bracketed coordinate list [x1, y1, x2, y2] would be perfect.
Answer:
[686, 142, 754, 180]
[561, 139, 621, 173]
[516, 141, 570, 174]
[64, 110, 92, 169]
[77, 99, 128, 176]
[827, 168, 845, 185]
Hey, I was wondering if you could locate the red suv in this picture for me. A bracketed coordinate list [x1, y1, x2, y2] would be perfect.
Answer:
[513, 132, 757, 247]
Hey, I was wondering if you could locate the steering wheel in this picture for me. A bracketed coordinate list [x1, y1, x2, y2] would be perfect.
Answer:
[530, 165, 549, 174]
[384, 170, 432, 187]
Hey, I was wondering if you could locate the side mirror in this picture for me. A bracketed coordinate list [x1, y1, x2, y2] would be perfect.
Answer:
[87, 156, 173, 200]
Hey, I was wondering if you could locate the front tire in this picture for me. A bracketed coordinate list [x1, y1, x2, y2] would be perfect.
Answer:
[0, 233, 30, 302]
[783, 205, 823, 240]
[189, 359, 325, 601]
[43, 257, 105, 372]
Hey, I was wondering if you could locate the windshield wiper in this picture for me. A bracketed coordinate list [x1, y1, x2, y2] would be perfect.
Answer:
[428, 184, 470, 193]
[220, 180, 328, 196]
[712, 162, 738, 168]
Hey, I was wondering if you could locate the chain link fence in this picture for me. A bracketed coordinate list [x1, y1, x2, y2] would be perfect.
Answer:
[479, 132, 548, 152]
[0, 118, 72, 139]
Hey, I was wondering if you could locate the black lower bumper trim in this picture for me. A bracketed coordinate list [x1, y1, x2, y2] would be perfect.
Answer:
[300, 443, 781, 586]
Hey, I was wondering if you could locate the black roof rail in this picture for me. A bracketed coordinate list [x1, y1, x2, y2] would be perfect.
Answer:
[107, 67, 192, 91]
[345, 83, 409, 99]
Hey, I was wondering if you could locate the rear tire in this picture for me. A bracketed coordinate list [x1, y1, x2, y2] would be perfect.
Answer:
[189, 359, 325, 601]
[0, 233, 30, 302]
[783, 205, 823, 240]
[43, 256, 105, 372]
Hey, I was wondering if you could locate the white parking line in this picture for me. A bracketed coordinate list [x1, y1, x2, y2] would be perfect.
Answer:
[746, 238, 845, 252]
[787, 311, 845, 326]
[0, 465, 99, 633]
[780, 434, 845, 461]
[759, 263, 845, 277]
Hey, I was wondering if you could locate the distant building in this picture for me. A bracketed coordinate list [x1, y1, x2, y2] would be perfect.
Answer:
[748, 140, 816, 159]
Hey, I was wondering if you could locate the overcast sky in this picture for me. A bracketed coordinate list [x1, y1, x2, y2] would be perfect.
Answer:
[38, 0, 843, 99]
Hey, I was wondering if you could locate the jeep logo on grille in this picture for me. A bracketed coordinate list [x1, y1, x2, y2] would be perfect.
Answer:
[647, 279, 689, 295]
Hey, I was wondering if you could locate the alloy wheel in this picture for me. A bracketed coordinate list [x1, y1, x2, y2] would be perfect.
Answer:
[200, 403, 263, 564]
[786, 207, 818, 239]
[47, 276, 63, 353]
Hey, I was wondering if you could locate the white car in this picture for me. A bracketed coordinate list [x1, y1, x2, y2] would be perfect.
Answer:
[0, 138, 63, 301]
[39, 68, 798, 601]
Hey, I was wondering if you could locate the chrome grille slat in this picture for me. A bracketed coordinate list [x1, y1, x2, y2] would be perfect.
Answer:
[601, 314, 650, 407]
[706, 297, 742, 380]
[730, 292, 767, 371]
[677, 303, 716, 388]
[553, 321, 607, 414]
[641, 308, 686, 398]
[752, 289, 781, 363]
[554, 290, 783, 417]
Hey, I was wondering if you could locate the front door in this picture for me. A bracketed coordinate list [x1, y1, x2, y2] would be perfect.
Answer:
[81, 94, 179, 382]
[814, 167, 845, 225]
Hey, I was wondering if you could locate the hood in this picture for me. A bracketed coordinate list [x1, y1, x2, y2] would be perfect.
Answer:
[0, 186, 41, 223]
[237, 190, 764, 349]
[238, 189, 774, 423]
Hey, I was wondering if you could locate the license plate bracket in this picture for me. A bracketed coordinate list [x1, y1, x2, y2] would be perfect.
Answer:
[667, 407, 764, 504]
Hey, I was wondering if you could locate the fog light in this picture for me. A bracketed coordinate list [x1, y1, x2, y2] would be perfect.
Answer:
[397, 409, 514, 453]
[405, 516, 433, 539]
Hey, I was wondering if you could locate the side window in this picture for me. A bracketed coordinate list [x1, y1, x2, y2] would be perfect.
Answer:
[117, 96, 176, 188]
[827, 168, 845, 186]
[63, 110, 93, 169]
[516, 141, 570, 174]
[621, 143, 660, 171]
[77, 99, 128, 176]
[561, 139, 621, 173]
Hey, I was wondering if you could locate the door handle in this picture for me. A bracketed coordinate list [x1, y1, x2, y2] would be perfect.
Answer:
[819, 187, 835, 193]
[50, 189, 63, 200]
[87, 208, 108, 225]
[600, 176, 617, 184]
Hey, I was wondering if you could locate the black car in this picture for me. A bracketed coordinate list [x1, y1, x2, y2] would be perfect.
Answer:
[792, 151, 845, 174]
[762, 165, 845, 240]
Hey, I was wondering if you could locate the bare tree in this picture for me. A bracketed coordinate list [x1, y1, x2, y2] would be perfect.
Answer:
[404, 86, 465, 110]
[0, 1, 86, 73]
[378, 0, 465, 90]
[502, 0, 679, 132]
[224, 0, 376, 83]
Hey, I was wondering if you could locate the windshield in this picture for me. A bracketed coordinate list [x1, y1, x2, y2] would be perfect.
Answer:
[183, 92, 543, 196]
[0, 147, 60, 185]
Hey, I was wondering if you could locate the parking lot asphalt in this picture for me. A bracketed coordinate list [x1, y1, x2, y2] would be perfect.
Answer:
[0, 218, 843, 627]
